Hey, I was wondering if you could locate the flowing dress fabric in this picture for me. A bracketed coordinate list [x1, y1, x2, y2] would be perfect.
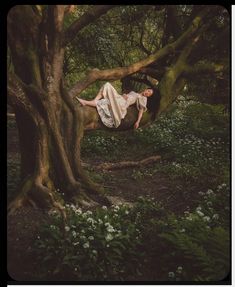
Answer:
[96, 82, 147, 128]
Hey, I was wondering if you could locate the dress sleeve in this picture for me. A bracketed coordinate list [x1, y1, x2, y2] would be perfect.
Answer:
[136, 95, 147, 112]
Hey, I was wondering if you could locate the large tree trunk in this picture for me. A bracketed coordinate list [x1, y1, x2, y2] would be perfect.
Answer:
[7, 6, 110, 214]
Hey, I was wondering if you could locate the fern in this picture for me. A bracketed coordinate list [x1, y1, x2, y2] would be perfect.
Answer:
[159, 226, 230, 281]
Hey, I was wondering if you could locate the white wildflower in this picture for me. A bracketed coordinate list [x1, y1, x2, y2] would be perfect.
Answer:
[125, 210, 129, 215]
[102, 206, 107, 210]
[70, 204, 76, 210]
[87, 218, 95, 224]
[212, 214, 219, 220]
[73, 242, 79, 246]
[72, 231, 77, 238]
[98, 219, 103, 224]
[48, 209, 58, 216]
[88, 236, 94, 241]
[206, 189, 214, 195]
[168, 271, 175, 278]
[196, 210, 204, 217]
[107, 226, 115, 233]
[65, 226, 70, 232]
[83, 242, 90, 249]
[186, 216, 193, 221]
[105, 234, 113, 241]
[75, 208, 82, 215]
[177, 266, 183, 273]
[203, 216, 211, 222]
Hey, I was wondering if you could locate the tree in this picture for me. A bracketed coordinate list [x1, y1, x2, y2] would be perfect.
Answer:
[7, 5, 229, 213]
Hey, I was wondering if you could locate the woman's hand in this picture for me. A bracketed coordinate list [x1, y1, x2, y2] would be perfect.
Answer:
[134, 121, 139, 129]
[134, 108, 144, 129]
[123, 94, 128, 101]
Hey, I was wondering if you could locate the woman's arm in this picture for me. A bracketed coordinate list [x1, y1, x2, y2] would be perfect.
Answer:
[134, 108, 144, 129]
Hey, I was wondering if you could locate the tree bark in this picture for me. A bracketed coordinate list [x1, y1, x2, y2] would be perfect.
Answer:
[7, 6, 111, 213]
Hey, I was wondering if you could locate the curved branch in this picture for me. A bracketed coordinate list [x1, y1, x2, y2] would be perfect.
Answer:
[63, 5, 116, 46]
[68, 7, 210, 98]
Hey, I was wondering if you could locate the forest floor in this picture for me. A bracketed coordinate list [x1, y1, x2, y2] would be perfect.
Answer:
[7, 104, 230, 282]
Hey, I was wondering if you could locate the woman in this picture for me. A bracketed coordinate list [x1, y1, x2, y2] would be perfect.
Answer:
[76, 82, 153, 129]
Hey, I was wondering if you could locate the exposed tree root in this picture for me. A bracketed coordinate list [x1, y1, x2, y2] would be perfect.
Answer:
[82, 155, 161, 171]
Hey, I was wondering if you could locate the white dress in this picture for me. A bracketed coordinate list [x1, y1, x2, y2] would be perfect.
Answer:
[95, 82, 147, 128]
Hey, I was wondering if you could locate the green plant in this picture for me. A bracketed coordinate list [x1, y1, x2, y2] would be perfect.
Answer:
[35, 203, 143, 280]
[34, 192, 230, 281]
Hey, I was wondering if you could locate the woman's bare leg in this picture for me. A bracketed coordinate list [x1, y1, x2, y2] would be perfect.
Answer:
[76, 98, 97, 107]
[94, 87, 104, 101]
[76, 86, 104, 107]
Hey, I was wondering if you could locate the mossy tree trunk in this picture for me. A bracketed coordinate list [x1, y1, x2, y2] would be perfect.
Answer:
[7, 5, 113, 213]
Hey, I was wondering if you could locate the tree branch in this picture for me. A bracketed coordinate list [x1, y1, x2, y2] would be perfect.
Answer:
[68, 7, 210, 98]
[63, 5, 116, 46]
[82, 155, 161, 170]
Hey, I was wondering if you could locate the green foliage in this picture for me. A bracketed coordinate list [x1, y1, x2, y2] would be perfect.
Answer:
[81, 130, 128, 161]
[35, 203, 144, 280]
[135, 102, 229, 185]
[34, 185, 229, 281]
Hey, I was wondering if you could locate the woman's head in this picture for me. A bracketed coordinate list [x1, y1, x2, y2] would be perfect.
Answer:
[142, 88, 154, 97]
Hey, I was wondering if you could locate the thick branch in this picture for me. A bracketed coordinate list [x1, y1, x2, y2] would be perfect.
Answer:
[68, 7, 210, 97]
[64, 5, 116, 46]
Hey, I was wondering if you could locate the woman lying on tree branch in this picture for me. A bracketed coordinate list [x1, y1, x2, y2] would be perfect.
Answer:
[76, 82, 153, 129]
